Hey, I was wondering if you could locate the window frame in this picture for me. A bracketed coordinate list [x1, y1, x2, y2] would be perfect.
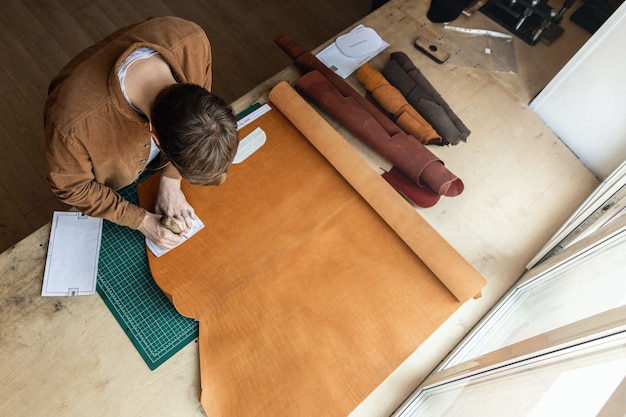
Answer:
[392, 215, 626, 417]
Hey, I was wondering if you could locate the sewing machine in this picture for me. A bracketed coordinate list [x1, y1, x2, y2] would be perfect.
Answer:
[479, 0, 577, 44]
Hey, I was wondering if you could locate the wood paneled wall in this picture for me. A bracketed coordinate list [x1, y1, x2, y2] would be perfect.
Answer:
[0, 0, 370, 252]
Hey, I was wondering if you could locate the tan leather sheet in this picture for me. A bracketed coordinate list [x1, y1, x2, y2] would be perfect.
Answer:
[137, 82, 485, 416]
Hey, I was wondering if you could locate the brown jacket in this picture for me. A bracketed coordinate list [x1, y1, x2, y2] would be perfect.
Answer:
[44, 16, 213, 229]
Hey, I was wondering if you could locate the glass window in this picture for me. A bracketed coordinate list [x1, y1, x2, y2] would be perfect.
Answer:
[398, 331, 626, 417]
[443, 229, 626, 368]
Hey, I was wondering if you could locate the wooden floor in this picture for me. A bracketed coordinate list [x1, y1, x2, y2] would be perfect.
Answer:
[0, 0, 371, 252]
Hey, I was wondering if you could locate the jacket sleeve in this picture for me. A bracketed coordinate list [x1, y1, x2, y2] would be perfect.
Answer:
[45, 131, 147, 229]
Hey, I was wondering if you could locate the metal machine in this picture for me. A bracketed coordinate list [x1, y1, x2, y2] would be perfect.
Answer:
[479, 0, 577, 44]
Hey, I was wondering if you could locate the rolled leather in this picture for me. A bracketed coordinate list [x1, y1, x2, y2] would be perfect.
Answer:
[382, 51, 471, 145]
[296, 70, 463, 198]
[275, 34, 464, 201]
[356, 62, 441, 145]
[275, 33, 403, 137]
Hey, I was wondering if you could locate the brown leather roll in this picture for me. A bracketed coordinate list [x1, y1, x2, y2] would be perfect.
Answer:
[296, 70, 464, 197]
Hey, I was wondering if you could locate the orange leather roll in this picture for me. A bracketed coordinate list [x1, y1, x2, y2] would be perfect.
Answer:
[357, 62, 441, 145]
[269, 81, 484, 301]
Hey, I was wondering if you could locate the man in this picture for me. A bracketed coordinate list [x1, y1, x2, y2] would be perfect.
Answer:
[44, 16, 239, 249]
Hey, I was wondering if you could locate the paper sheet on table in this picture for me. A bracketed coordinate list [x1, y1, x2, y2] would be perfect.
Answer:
[316, 25, 389, 78]
[42, 211, 103, 296]
[146, 216, 205, 257]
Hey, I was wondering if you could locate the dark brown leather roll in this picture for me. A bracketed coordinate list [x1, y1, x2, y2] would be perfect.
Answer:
[382, 51, 471, 145]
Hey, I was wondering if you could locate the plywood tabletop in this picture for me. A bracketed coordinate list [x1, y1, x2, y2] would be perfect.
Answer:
[1, 0, 599, 416]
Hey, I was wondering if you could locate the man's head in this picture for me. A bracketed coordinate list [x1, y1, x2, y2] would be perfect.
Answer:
[150, 83, 239, 185]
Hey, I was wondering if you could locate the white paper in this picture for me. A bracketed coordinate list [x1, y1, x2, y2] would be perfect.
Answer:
[233, 127, 266, 164]
[335, 26, 383, 57]
[146, 216, 205, 257]
[316, 25, 389, 78]
[42, 211, 103, 296]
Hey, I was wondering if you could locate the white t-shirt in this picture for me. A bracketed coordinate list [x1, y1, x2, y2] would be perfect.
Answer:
[118, 47, 161, 165]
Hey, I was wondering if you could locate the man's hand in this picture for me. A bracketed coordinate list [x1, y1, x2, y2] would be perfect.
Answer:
[138, 212, 183, 250]
[154, 176, 196, 233]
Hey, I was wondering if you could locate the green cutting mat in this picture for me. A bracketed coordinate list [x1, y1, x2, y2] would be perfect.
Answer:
[96, 180, 198, 370]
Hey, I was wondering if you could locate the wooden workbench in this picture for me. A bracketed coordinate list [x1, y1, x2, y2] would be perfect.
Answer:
[0, 1, 599, 416]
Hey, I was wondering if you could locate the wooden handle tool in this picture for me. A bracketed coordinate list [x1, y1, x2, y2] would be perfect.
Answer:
[160, 215, 182, 234]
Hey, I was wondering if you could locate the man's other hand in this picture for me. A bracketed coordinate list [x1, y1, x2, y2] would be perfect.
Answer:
[154, 175, 196, 233]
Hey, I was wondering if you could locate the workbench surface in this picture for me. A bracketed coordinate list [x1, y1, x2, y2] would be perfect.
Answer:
[1, 1, 599, 416]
